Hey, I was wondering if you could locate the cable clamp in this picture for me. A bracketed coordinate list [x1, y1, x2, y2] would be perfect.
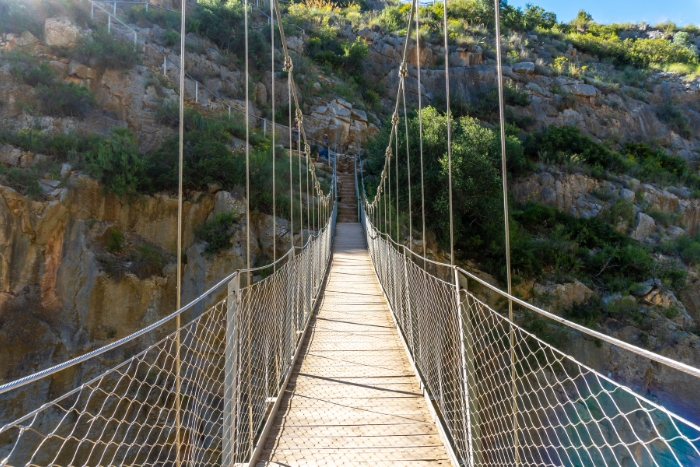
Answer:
[399, 61, 408, 78]
[283, 56, 293, 72]
[295, 108, 303, 123]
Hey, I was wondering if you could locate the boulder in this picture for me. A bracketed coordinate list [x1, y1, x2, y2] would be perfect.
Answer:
[16, 30, 39, 47]
[567, 83, 597, 97]
[535, 280, 594, 313]
[285, 36, 304, 54]
[44, 17, 80, 47]
[619, 188, 635, 202]
[513, 61, 535, 74]
[68, 60, 97, 80]
[631, 212, 656, 241]
[525, 82, 543, 94]
[449, 46, 482, 67]
[0, 145, 21, 167]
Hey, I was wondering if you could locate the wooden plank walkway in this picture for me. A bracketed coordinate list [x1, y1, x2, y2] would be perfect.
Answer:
[256, 223, 450, 466]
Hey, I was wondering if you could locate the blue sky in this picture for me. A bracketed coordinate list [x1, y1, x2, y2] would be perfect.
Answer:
[508, 0, 700, 27]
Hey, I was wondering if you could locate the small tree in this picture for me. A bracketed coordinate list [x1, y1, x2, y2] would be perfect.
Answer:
[571, 10, 593, 32]
[87, 128, 148, 196]
[673, 31, 694, 50]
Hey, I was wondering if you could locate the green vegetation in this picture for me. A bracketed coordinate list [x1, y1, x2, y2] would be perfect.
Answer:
[364, 106, 530, 254]
[66, 28, 142, 71]
[658, 235, 700, 268]
[0, 0, 44, 38]
[524, 126, 700, 192]
[6, 51, 97, 118]
[130, 243, 169, 279]
[106, 228, 124, 253]
[196, 211, 240, 254]
[85, 128, 148, 197]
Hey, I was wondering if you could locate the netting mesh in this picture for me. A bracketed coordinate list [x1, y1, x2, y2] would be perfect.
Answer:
[0, 205, 335, 467]
[362, 205, 700, 467]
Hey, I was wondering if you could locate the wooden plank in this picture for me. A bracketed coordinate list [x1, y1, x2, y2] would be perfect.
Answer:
[255, 223, 451, 466]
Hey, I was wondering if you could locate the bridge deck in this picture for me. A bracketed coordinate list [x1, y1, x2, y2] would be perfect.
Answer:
[256, 223, 450, 466]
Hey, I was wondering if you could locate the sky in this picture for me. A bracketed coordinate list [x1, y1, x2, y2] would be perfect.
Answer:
[508, 0, 700, 27]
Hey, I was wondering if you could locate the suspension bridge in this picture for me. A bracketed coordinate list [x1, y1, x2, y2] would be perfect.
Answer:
[2, 0, 700, 465]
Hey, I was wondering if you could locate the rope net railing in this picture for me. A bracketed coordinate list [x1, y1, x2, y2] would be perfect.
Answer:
[0, 199, 337, 467]
[357, 167, 700, 466]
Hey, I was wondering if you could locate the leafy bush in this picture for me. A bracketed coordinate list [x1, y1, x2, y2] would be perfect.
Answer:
[364, 106, 529, 253]
[106, 229, 124, 253]
[7, 51, 97, 118]
[524, 125, 627, 172]
[38, 82, 96, 118]
[196, 211, 240, 254]
[3, 167, 41, 198]
[69, 28, 141, 71]
[125, 5, 181, 30]
[131, 243, 169, 278]
[659, 235, 700, 267]
[162, 30, 180, 47]
[86, 128, 149, 196]
[0, 129, 103, 161]
[8, 52, 55, 87]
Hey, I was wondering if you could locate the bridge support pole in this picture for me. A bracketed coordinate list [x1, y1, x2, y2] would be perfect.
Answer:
[224, 274, 241, 466]
[454, 268, 474, 466]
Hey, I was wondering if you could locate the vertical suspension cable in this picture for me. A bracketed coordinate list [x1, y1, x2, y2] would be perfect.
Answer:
[416, 5, 426, 258]
[304, 149, 311, 239]
[245, 0, 250, 284]
[288, 80, 293, 250]
[442, 0, 454, 266]
[243, 0, 253, 456]
[402, 85, 412, 248]
[175, 0, 186, 463]
[395, 122, 399, 240]
[298, 121, 303, 244]
[493, 0, 517, 464]
[388, 140, 392, 239]
[271, 0, 276, 269]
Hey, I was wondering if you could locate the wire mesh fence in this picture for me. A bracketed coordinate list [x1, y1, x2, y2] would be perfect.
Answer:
[360, 200, 700, 467]
[0, 201, 336, 467]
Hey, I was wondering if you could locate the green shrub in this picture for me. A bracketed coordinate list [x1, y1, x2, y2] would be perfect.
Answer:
[37, 82, 96, 118]
[131, 243, 169, 278]
[125, 5, 181, 30]
[597, 199, 635, 226]
[196, 211, 240, 254]
[162, 30, 180, 47]
[524, 126, 628, 172]
[69, 28, 141, 71]
[8, 52, 55, 87]
[4, 167, 41, 198]
[106, 228, 124, 253]
[659, 235, 700, 267]
[86, 128, 149, 196]
[0, 129, 103, 161]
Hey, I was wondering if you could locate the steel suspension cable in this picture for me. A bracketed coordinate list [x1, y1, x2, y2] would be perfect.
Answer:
[245, 0, 251, 285]
[288, 69, 293, 249]
[395, 121, 399, 239]
[298, 120, 303, 244]
[493, 0, 518, 464]
[175, 0, 186, 462]
[416, 4, 426, 258]
[271, 0, 276, 269]
[402, 83, 412, 248]
[442, 0, 454, 266]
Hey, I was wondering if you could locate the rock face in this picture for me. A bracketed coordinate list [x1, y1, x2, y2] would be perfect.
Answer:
[306, 98, 378, 155]
[0, 171, 289, 423]
[631, 212, 656, 241]
[534, 280, 594, 312]
[43, 17, 81, 47]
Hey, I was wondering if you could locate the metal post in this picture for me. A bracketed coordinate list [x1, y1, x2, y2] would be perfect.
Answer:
[133, 31, 137, 51]
[145, 2, 149, 12]
[228, 105, 231, 121]
[455, 269, 476, 466]
[113, 1, 116, 15]
[195, 81, 199, 103]
[108, 14, 111, 33]
[223, 274, 241, 466]
[91, 3, 94, 19]
[163, 55, 167, 76]
[263, 119, 267, 138]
